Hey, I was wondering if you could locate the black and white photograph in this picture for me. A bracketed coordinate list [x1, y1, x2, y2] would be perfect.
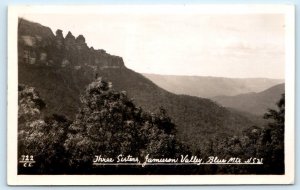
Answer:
[7, 5, 295, 185]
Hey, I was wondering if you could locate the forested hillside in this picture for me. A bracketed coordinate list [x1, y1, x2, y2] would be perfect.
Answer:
[213, 84, 285, 115]
[18, 18, 257, 150]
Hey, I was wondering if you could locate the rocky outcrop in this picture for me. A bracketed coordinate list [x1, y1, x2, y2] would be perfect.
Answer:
[65, 31, 76, 50]
[55, 29, 64, 49]
[18, 18, 125, 70]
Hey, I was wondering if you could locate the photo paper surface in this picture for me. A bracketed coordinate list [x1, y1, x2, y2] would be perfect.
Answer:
[7, 5, 295, 185]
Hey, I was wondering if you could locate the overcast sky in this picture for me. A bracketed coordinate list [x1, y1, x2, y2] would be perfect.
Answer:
[22, 13, 285, 79]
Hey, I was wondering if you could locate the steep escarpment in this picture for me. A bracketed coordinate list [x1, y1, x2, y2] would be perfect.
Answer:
[19, 18, 124, 69]
[18, 18, 258, 151]
[18, 18, 125, 118]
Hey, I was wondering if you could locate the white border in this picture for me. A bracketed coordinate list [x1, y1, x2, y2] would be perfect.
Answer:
[7, 5, 295, 185]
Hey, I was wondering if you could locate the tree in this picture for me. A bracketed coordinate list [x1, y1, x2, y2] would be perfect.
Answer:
[263, 93, 285, 139]
[18, 84, 46, 160]
[64, 78, 187, 169]
[260, 93, 285, 174]
[18, 84, 70, 174]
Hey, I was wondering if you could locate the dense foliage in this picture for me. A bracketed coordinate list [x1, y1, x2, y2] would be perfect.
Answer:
[18, 79, 188, 174]
[18, 85, 70, 173]
[199, 94, 285, 174]
[18, 81, 285, 174]
[64, 78, 187, 169]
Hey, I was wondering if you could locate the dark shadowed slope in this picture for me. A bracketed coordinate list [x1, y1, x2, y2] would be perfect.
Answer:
[18, 18, 258, 151]
[212, 84, 285, 115]
[143, 73, 283, 98]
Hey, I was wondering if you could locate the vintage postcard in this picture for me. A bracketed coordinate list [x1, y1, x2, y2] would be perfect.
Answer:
[7, 5, 295, 185]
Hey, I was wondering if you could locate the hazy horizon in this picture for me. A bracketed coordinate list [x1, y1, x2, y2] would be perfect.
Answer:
[142, 72, 284, 80]
[21, 12, 285, 79]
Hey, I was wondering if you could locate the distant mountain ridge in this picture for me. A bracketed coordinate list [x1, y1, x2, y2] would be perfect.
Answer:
[212, 83, 285, 115]
[18, 18, 261, 152]
[143, 73, 283, 98]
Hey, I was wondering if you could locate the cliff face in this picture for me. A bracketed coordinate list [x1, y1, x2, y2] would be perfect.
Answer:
[18, 18, 125, 119]
[18, 18, 125, 70]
